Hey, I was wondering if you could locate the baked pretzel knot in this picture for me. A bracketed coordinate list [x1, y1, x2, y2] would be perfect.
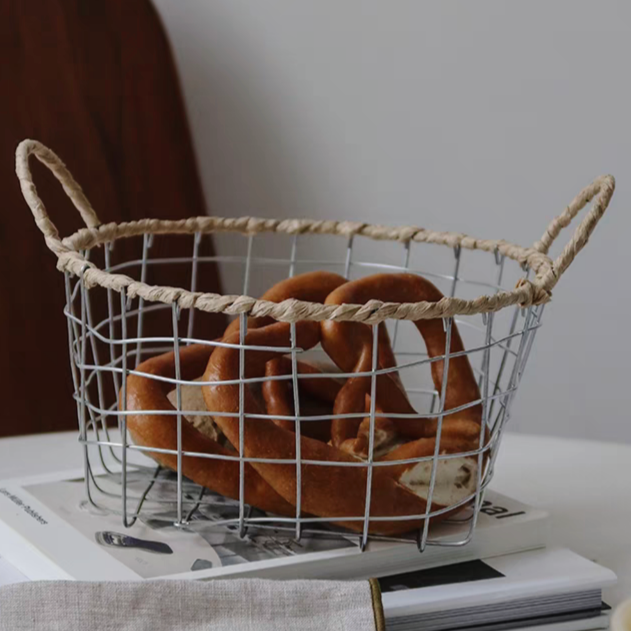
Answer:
[321, 273, 488, 527]
[321, 273, 483, 453]
[124, 271, 346, 515]
[200, 272, 486, 534]
[125, 271, 488, 535]
[125, 343, 295, 516]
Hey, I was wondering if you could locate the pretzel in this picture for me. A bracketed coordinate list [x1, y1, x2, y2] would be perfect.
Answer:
[124, 272, 347, 518]
[203, 320, 452, 534]
[202, 271, 484, 534]
[321, 273, 483, 448]
[322, 273, 487, 519]
[127, 270, 485, 534]
[125, 343, 295, 516]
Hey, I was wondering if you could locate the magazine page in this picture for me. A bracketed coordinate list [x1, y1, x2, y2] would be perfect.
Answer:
[0, 466, 548, 582]
[0, 468, 360, 581]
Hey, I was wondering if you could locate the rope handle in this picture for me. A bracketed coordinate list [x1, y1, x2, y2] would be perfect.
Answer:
[531, 174, 615, 293]
[15, 139, 101, 259]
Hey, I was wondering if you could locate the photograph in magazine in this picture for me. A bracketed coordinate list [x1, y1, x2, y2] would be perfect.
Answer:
[24, 468, 355, 579]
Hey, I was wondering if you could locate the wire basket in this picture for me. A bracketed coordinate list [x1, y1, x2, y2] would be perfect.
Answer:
[16, 139, 615, 554]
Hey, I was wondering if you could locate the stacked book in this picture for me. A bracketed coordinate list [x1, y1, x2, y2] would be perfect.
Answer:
[0, 468, 616, 631]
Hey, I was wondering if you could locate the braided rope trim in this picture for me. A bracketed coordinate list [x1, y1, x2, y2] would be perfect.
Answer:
[16, 139, 615, 324]
[62, 216, 553, 275]
[66, 264, 551, 324]
[55, 229, 553, 324]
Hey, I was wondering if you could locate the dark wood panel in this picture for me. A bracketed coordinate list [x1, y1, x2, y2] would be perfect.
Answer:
[0, 0, 226, 437]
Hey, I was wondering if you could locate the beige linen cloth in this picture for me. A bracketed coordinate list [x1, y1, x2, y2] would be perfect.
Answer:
[0, 578, 385, 631]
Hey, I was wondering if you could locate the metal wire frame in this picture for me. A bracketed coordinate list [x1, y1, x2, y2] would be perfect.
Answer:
[64, 229, 543, 552]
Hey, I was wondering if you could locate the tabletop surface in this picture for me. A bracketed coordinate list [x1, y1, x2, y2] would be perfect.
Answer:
[0, 431, 628, 606]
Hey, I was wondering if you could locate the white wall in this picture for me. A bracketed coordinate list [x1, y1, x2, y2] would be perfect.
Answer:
[153, 0, 631, 443]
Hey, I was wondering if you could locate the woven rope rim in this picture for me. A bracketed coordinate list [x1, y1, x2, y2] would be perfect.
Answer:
[15, 139, 615, 324]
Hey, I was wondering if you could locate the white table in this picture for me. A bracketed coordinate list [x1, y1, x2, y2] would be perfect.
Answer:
[0, 431, 628, 607]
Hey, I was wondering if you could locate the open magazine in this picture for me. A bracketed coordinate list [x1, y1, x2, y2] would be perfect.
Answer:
[0, 467, 548, 582]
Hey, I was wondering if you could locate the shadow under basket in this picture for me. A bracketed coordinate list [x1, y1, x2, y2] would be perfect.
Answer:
[16, 139, 615, 553]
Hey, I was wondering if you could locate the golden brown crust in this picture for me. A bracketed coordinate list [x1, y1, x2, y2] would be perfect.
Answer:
[202, 322, 434, 535]
[262, 357, 340, 441]
[125, 343, 295, 516]
[322, 273, 483, 441]
[125, 271, 487, 535]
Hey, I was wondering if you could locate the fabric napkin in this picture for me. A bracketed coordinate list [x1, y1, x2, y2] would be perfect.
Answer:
[0, 578, 385, 631]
